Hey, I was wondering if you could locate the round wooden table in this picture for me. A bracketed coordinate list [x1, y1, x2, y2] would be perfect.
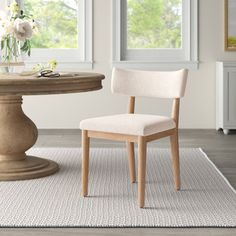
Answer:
[0, 72, 105, 181]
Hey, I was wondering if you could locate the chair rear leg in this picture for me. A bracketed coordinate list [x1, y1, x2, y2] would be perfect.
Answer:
[138, 136, 147, 208]
[170, 131, 181, 190]
[82, 130, 90, 197]
[127, 142, 136, 183]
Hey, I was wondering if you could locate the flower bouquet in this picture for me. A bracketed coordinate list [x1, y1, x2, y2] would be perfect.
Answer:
[0, 1, 37, 69]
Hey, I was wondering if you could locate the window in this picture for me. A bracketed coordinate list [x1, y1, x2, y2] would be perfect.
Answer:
[24, 0, 79, 49]
[19, 0, 93, 69]
[113, 0, 198, 69]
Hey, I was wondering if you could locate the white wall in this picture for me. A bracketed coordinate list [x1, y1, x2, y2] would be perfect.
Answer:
[22, 0, 236, 129]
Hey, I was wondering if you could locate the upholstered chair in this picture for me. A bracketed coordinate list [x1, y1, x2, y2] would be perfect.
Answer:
[80, 67, 188, 208]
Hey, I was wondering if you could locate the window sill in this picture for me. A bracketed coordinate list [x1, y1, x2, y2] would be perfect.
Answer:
[112, 61, 199, 70]
[25, 61, 93, 71]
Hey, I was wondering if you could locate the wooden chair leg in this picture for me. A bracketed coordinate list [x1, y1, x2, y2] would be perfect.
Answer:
[127, 142, 136, 183]
[170, 131, 181, 190]
[81, 130, 90, 197]
[138, 136, 147, 208]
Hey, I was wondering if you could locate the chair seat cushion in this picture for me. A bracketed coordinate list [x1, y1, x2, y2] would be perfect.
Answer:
[80, 114, 176, 136]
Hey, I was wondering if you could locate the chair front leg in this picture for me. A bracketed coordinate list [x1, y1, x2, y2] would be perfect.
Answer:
[81, 130, 90, 197]
[138, 136, 147, 208]
[170, 131, 181, 190]
[127, 142, 136, 183]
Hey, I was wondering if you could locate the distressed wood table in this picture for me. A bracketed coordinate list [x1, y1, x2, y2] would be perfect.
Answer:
[0, 72, 105, 181]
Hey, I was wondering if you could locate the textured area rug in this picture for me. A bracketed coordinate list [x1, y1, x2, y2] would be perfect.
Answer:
[0, 148, 235, 228]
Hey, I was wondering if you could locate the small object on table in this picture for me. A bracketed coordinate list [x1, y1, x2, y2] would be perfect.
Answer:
[37, 69, 60, 78]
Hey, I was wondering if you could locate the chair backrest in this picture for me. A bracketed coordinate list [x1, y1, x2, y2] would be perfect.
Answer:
[111, 68, 188, 99]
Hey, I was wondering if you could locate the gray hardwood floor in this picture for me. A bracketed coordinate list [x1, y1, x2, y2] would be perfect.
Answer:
[1, 129, 236, 236]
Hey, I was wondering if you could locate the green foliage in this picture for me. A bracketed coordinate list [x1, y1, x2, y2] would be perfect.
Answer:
[21, 40, 31, 56]
[24, 0, 78, 49]
[228, 36, 236, 48]
[1, 36, 25, 62]
[127, 0, 182, 49]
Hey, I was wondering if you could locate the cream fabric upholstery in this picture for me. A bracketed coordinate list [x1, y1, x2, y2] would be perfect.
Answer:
[80, 114, 176, 136]
[80, 68, 188, 208]
[111, 68, 188, 98]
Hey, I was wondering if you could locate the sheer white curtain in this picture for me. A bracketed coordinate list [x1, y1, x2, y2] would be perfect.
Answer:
[0, 1, 6, 10]
[0, 1, 13, 11]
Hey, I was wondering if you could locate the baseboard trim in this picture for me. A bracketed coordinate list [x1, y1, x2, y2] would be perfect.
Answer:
[38, 129, 81, 135]
[38, 129, 220, 136]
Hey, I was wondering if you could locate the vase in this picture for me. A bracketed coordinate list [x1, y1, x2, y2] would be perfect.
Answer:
[0, 38, 24, 74]
[0, 62, 25, 74]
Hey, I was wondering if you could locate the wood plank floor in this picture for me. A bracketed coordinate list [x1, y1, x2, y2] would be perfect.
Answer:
[1, 129, 236, 236]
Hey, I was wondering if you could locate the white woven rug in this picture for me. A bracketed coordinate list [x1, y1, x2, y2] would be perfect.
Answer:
[0, 148, 235, 228]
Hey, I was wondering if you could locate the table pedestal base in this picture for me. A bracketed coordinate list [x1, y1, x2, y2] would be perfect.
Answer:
[0, 156, 59, 181]
[0, 96, 59, 181]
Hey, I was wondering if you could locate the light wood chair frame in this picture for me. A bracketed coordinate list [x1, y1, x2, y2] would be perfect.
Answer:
[81, 96, 181, 208]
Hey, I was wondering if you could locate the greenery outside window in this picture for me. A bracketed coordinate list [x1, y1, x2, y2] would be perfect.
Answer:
[18, 0, 93, 69]
[113, 0, 199, 70]
[24, 0, 79, 49]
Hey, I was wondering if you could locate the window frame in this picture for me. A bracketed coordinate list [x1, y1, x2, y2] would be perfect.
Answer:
[18, 0, 93, 70]
[112, 0, 199, 70]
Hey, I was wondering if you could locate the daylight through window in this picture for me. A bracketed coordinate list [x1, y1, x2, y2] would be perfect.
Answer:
[127, 0, 182, 49]
[24, 0, 79, 49]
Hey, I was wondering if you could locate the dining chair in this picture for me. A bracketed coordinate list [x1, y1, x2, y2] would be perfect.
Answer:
[80, 67, 188, 208]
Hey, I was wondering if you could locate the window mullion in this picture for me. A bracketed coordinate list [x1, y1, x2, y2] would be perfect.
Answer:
[112, 0, 122, 62]
[120, 0, 127, 61]
[84, 0, 93, 63]
[182, 0, 191, 61]
[78, 0, 85, 61]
